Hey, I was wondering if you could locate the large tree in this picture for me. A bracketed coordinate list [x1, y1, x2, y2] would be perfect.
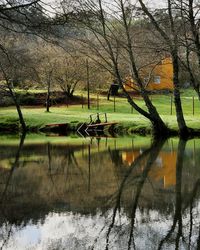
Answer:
[177, 0, 200, 99]
[54, 54, 86, 98]
[0, 33, 38, 131]
[138, 0, 191, 137]
[61, 0, 171, 137]
[0, 0, 66, 130]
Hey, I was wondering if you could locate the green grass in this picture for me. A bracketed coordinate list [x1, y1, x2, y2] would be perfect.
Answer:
[0, 88, 200, 133]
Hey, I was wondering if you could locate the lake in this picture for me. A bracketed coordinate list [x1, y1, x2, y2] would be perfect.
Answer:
[0, 134, 199, 250]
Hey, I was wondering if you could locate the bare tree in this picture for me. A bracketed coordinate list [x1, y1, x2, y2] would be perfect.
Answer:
[187, 0, 200, 67]
[0, 67, 27, 132]
[0, 0, 61, 129]
[54, 55, 86, 98]
[0, 37, 31, 132]
[62, 0, 171, 137]
[36, 44, 57, 112]
[138, 0, 190, 137]
[177, 0, 200, 99]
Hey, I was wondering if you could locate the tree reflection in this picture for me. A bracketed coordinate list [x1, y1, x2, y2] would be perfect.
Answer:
[128, 139, 166, 250]
[46, 142, 87, 196]
[0, 133, 26, 250]
[158, 139, 186, 250]
[105, 138, 200, 250]
[187, 179, 200, 249]
[0, 133, 26, 204]
[157, 139, 200, 250]
[105, 139, 166, 250]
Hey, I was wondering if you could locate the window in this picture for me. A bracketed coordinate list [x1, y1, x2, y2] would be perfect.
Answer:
[154, 76, 161, 84]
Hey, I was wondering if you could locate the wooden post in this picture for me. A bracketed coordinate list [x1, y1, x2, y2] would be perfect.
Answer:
[193, 96, 195, 115]
[46, 81, 51, 112]
[170, 95, 173, 115]
[90, 115, 92, 123]
[105, 113, 108, 123]
[86, 59, 90, 109]
[66, 96, 68, 108]
[97, 93, 99, 110]
[114, 95, 116, 112]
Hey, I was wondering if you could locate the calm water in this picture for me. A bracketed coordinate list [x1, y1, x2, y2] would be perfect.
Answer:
[0, 134, 200, 250]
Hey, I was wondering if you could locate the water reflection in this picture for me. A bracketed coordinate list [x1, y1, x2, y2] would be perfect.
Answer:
[0, 135, 200, 249]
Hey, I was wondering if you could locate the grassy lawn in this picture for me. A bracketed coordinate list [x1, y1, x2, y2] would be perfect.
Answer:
[0, 89, 200, 132]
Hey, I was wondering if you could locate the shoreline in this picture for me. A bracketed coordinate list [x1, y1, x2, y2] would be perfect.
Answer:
[1, 121, 200, 139]
[1, 98, 200, 138]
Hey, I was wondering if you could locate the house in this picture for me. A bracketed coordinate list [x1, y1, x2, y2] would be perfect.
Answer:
[149, 151, 177, 188]
[122, 149, 177, 188]
[124, 57, 174, 91]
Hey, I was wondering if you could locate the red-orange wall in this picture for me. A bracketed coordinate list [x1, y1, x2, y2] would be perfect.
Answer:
[124, 57, 174, 91]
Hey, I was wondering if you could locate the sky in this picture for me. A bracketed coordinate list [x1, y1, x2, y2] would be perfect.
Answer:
[42, 0, 167, 12]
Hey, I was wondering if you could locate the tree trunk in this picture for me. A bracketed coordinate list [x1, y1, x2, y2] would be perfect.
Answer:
[46, 80, 51, 112]
[142, 91, 170, 135]
[8, 86, 27, 132]
[172, 53, 189, 137]
[181, 0, 200, 104]
[0, 64, 27, 132]
[138, 0, 189, 137]
[115, 66, 171, 137]
[119, 0, 169, 137]
[188, 0, 200, 67]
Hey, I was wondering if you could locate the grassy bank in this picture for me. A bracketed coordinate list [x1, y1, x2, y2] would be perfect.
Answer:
[0, 89, 200, 134]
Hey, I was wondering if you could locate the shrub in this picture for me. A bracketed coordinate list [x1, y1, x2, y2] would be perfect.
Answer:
[17, 94, 37, 105]
[0, 96, 14, 106]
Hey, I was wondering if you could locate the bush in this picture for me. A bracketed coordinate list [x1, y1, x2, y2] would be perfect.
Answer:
[0, 96, 14, 106]
[17, 94, 37, 105]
